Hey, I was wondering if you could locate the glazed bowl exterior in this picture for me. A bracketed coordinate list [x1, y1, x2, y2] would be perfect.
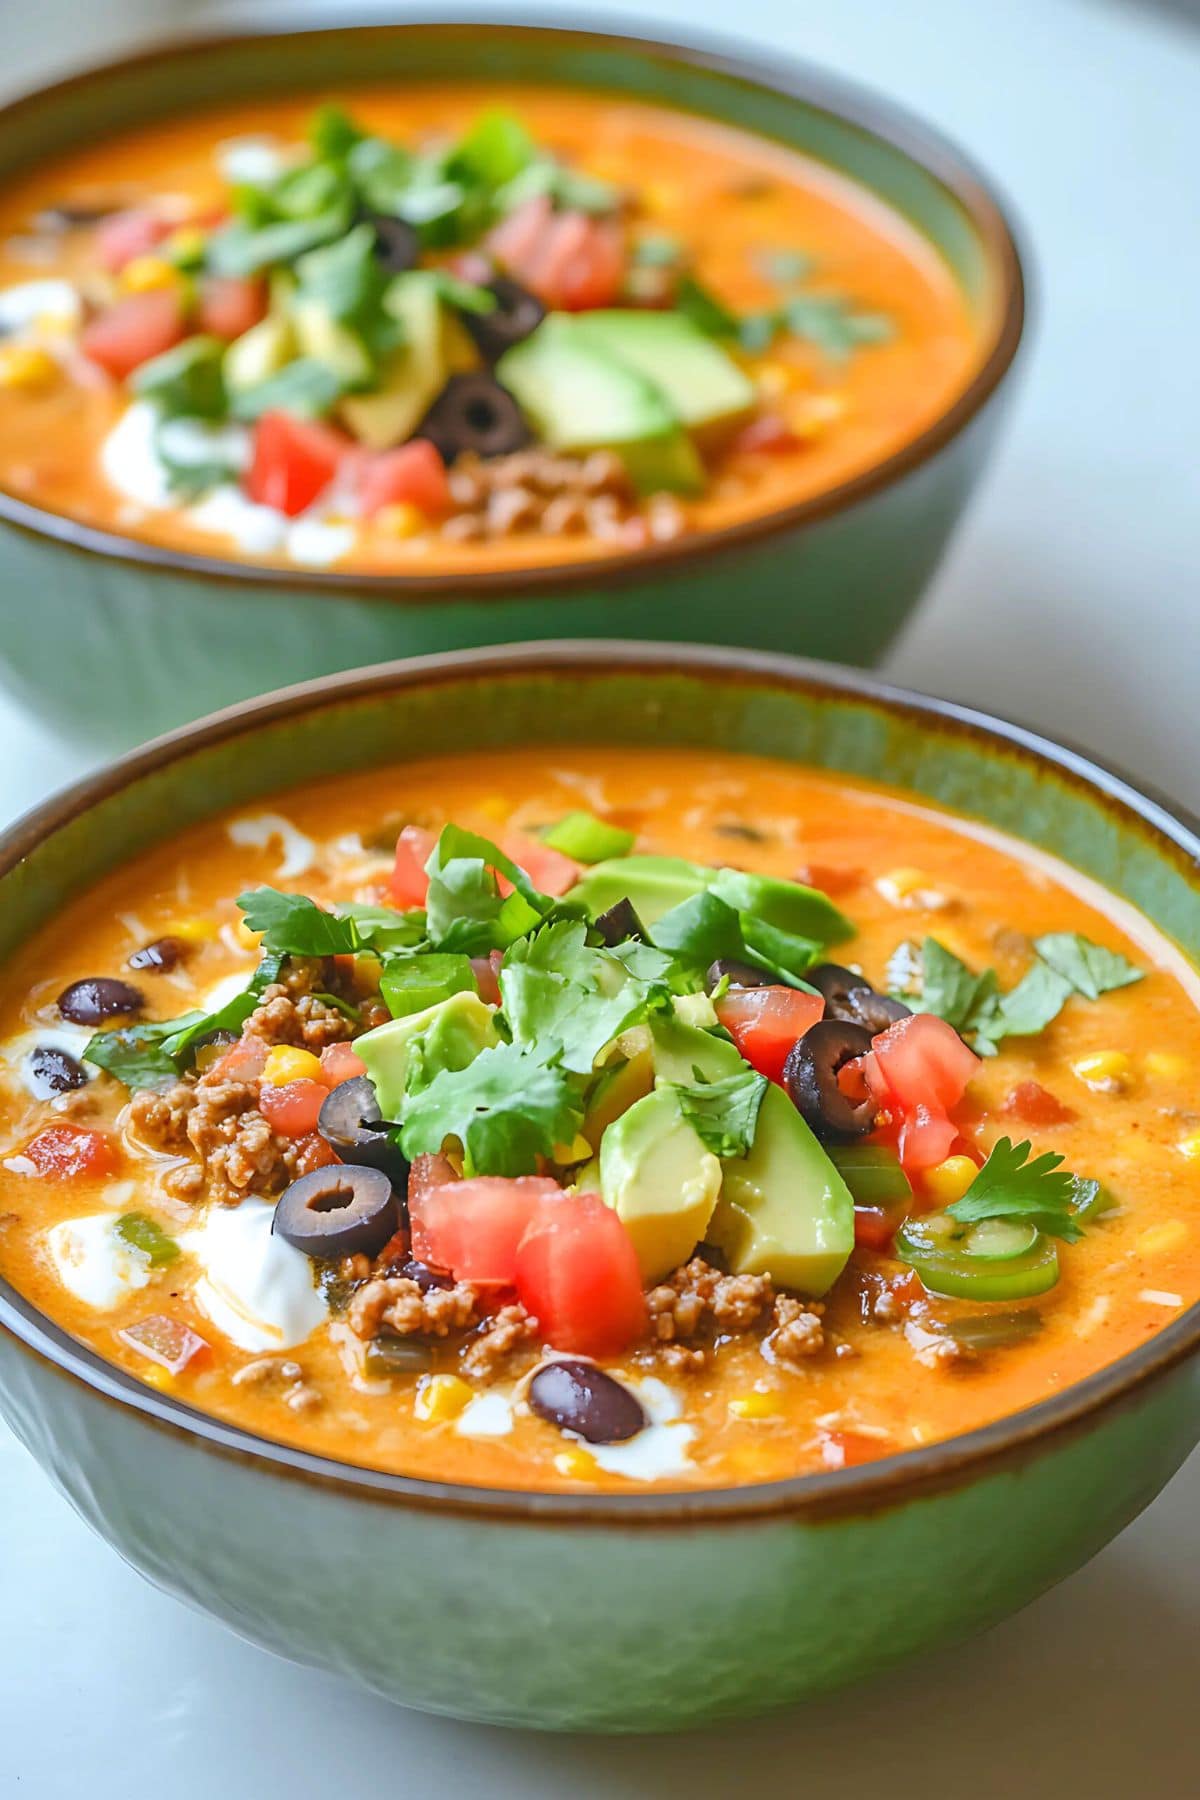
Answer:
[0, 642, 1197, 1733]
[0, 18, 1025, 749]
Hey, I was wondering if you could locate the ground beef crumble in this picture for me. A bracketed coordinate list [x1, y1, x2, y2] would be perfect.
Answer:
[347, 1276, 480, 1340]
[460, 1302, 540, 1381]
[643, 1256, 824, 1373]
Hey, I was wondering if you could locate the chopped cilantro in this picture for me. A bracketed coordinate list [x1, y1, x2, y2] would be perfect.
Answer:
[1032, 933, 1143, 1002]
[499, 920, 671, 1074]
[948, 1137, 1096, 1243]
[399, 1040, 582, 1177]
[670, 1067, 767, 1160]
[422, 826, 555, 955]
[83, 951, 285, 1089]
[906, 933, 1143, 1054]
[237, 889, 423, 957]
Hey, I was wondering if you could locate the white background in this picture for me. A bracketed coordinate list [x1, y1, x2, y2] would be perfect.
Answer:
[1, 2, 1198, 1794]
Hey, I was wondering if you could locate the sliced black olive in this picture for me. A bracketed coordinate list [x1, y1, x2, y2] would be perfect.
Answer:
[782, 1019, 876, 1142]
[57, 977, 144, 1025]
[364, 212, 420, 274]
[715, 821, 770, 844]
[364, 1335, 434, 1378]
[593, 897, 647, 947]
[273, 1165, 399, 1260]
[317, 1074, 409, 1189]
[706, 957, 772, 992]
[127, 936, 188, 974]
[528, 1359, 646, 1445]
[461, 276, 546, 361]
[416, 373, 532, 463]
[28, 1045, 88, 1098]
[806, 963, 911, 1033]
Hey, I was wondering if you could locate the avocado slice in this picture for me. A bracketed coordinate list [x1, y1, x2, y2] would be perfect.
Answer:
[599, 1087, 722, 1282]
[648, 1015, 854, 1296]
[496, 316, 704, 494]
[572, 310, 755, 442]
[223, 312, 295, 394]
[339, 272, 452, 450]
[709, 867, 853, 948]
[582, 1046, 654, 1150]
[565, 854, 711, 928]
[354, 990, 498, 1119]
[293, 299, 374, 389]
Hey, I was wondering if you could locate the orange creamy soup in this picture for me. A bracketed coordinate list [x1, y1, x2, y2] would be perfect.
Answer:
[0, 86, 980, 574]
[0, 748, 1197, 1493]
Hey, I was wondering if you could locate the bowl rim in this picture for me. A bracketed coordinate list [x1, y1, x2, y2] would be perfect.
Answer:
[0, 10, 1026, 604]
[0, 638, 1198, 1526]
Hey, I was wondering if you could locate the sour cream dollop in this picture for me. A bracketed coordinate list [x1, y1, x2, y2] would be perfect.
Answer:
[46, 1215, 151, 1310]
[181, 1197, 327, 1352]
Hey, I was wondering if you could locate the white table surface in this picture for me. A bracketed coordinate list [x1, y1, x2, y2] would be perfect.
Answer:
[2, 1, 1198, 1792]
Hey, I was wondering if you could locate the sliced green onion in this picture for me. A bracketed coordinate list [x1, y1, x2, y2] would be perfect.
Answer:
[380, 953, 476, 1018]
[541, 811, 635, 863]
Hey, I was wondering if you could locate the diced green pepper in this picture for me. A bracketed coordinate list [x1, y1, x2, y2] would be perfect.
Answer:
[895, 1210, 1059, 1302]
[115, 1212, 181, 1268]
[541, 811, 635, 864]
[381, 954, 476, 1018]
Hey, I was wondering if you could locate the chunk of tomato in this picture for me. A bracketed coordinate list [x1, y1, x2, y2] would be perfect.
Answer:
[514, 1190, 645, 1357]
[358, 440, 450, 519]
[503, 831, 582, 898]
[258, 1078, 327, 1138]
[319, 1041, 367, 1087]
[411, 1175, 562, 1286]
[244, 411, 348, 517]
[487, 196, 626, 312]
[820, 1428, 891, 1470]
[714, 986, 824, 1084]
[856, 1013, 980, 1175]
[390, 824, 436, 909]
[96, 208, 173, 273]
[196, 275, 268, 341]
[25, 1125, 118, 1180]
[1004, 1079, 1076, 1126]
[80, 289, 188, 379]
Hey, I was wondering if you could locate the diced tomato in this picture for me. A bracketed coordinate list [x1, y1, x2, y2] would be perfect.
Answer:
[470, 951, 504, 1008]
[411, 1175, 561, 1285]
[259, 1079, 328, 1138]
[96, 208, 173, 273]
[358, 440, 451, 519]
[793, 862, 864, 899]
[118, 1313, 210, 1375]
[820, 1429, 891, 1471]
[514, 1190, 646, 1356]
[1004, 1079, 1076, 1126]
[319, 1041, 367, 1087]
[852, 1201, 910, 1253]
[407, 1152, 459, 1212]
[244, 411, 348, 517]
[390, 824, 436, 909]
[855, 1014, 980, 1175]
[503, 831, 583, 898]
[196, 275, 268, 341]
[714, 986, 824, 1085]
[488, 196, 626, 312]
[25, 1125, 118, 1180]
[734, 414, 801, 456]
[212, 1035, 268, 1082]
[80, 289, 188, 379]
[293, 1131, 340, 1175]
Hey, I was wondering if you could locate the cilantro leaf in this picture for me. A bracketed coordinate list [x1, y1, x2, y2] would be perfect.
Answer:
[423, 826, 554, 955]
[399, 1040, 582, 1177]
[237, 889, 423, 956]
[1032, 933, 1143, 1002]
[228, 357, 345, 422]
[670, 1068, 767, 1160]
[83, 952, 285, 1090]
[499, 920, 669, 1074]
[206, 205, 353, 277]
[948, 1137, 1089, 1242]
[650, 892, 818, 989]
[993, 958, 1072, 1040]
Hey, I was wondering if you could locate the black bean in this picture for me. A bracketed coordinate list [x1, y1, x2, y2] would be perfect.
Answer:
[417, 373, 532, 462]
[273, 1165, 400, 1260]
[127, 936, 188, 974]
[782, 1019, 877, 1141]
[364, 1335, 434, 1377]
[593, 897, 647, 947]
[28, 1045, 88, 1098]
[57, 977, 144, 1024]
[528, 1359, 646, 1445]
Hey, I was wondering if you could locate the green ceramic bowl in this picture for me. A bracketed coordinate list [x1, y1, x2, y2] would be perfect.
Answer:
[0, 19, 1024, 750]
[0, 642, 1197, 1733]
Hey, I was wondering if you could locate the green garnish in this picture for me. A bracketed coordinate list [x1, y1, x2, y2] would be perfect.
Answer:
[133, 336, 227, 420]
[906, 933, 1142, 1054]
[228, 357, 346, 422]
[82, 952, 285, 1089]
[948, 1137, 1097, 1243]
[633, 234, 684, 268]
[115, 1212, 181, 1267]
[650, 890, 820, 988]
[540, 810, 635, 863]
[422, 825, 557, 955]
[678, 272, 892, 362]
[499, 919, 671, 1075]
[755, 247, 816, 284]
[236, 889, 424, 956]
[399, 1040, 582, 1178]
[669, 1068, 767, 1160]
[380, 954, 476, 1018]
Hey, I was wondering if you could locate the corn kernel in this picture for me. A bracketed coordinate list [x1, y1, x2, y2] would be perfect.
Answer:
[1145, 1051, 1189, 1081]
[1177, 1132, 1200, 1162]
[0, 343, 59, 391]
[876, 867, 949, 909]
[374, 502, 426, 539]
[756, 361, 795, 400]
[1072, 1050, 1132, 1093]
[554, 1444, 599, 1480]
[414, 1374, 473, 1423]
[165, 226, 206, 266]
[787, 392, 847, 439]
[121, 255, 184, 295]
[139, 1366, 175, 1392]
[234, 919, 262, 951]
[172, 915, 217, 943]
[262, 1045, 323, 1087]
[728, 1390, 782, 1421]
[923, 1155, 979, 1206]
[1136, 1220, 1188, 1257]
